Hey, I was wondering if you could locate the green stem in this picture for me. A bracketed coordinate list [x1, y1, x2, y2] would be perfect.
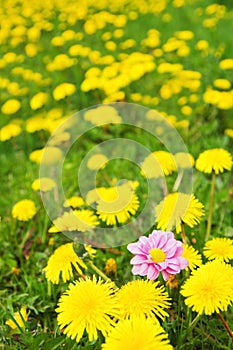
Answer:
[182, 313, 201, 343]
[181, 222, 187, 244]
[218, 312, 233, 341]
[205, 172, 216, 241]
[87, 261, 111, 282]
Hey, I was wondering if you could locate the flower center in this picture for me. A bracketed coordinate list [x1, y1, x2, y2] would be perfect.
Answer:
[149, 248, 166, 263]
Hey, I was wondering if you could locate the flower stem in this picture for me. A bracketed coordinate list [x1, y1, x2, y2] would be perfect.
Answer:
[181, 222, 187, 243]
[87, 261, 111, 282]
[218, 312, 233, 341]
[206, 172, 216, 242]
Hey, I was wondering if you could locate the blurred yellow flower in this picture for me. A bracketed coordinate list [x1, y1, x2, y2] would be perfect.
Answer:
[225, 129, 233, 138]
[1, 99, 21, 114]
[63, 196, 85, 208]
[0, 123, 22, 141]
[173, 152, 194, 168]
[219, 58, 233, 70]
[104, 258, 117, 275]
[30, 92, 48, 110]
[29, 147, 63, 164]
[87, 153, 108, 170]
[12, 199, 36, 221]
[31, 177, 56, 192]
[53, 83, 76, 100]
[51, 210, 99, 232]
[213, 79, 231, 90]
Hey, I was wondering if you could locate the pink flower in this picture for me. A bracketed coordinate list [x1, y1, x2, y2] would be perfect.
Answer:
[127, 230, 188, 281]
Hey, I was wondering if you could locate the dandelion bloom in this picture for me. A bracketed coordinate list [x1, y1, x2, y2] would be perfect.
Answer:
[102, 316, 173, 350]
[53, 82, 76, 100]
[117, 279, 171, 320]
[50, 209, 99, 233]
[0, 123, 22, 141]
[56, 276, 120, 342]
[182, 244, 202, 270]
[43, 243, 87, 284]
[1, 99, 21, 115]
[155, 192, 205, 233]
[12, 199, 36, 221]
[87, 153, 108, 170]
[127, 230, 188, 281]
[6, 306, 29, 330]
[84, 105, 122, 125]
[96, 182, 139, 225]
[195, 148, 232, 174]
[181, 261, 233, 315]
[31, 177, 56, 192]
[63, 196, 85, 208]
[141, 151, 176, 178]
[204, 238, 233, 262]
[104, 258, 117, 275]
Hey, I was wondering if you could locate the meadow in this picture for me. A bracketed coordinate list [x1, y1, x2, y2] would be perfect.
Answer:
[0, 0, 233, 349]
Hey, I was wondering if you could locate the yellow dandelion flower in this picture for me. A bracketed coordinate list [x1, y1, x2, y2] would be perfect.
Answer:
[29, 147, 63, 165]
[173, 152, 194, 168]
[6, 306, 29, 330]
[96, 183, 139, 225]
[0, 123, 22, 141]
[84, 105, 122, 125]
[155, 192, 205, 233]
[225, 128, 233, 138]
[117, 280, 171, 320]
[30, 92, 48, 110]
[56, 276, 120, 342]
[182, 244, 202, 270]
[43, 243, 87, 284]
[1, 99, 21, 115]
[51, 210, 99, 232]
[141, 151, 176, 178]
[87, 153, 108, 170]
[63, 196, 85, 208]
[25, 115, 47, 133]
[219, 58, 233, 70]
[104, 258, 117, 275]
[196, 148, 233, 174]
[213, 79, 231, 90]
[204, 238, 233, 262]
[53, 83, 76, 100]
[175, 30, 194, 40]
[166, 275, 179, 289]
[102, 316, 173, 350]
[181, 260, 233, 315]
[12, 199, 36, 221]
[31, 177, 56, 192]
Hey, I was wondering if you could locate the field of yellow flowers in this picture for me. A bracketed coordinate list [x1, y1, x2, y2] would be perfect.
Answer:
[1, 0, 233, 349]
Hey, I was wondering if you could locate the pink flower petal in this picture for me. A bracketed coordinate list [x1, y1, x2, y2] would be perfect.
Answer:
[131, 255, 147, 264]
[147, 264, 159, 280]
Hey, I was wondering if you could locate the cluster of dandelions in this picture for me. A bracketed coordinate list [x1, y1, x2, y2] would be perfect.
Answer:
[39, 226, 233, 348]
